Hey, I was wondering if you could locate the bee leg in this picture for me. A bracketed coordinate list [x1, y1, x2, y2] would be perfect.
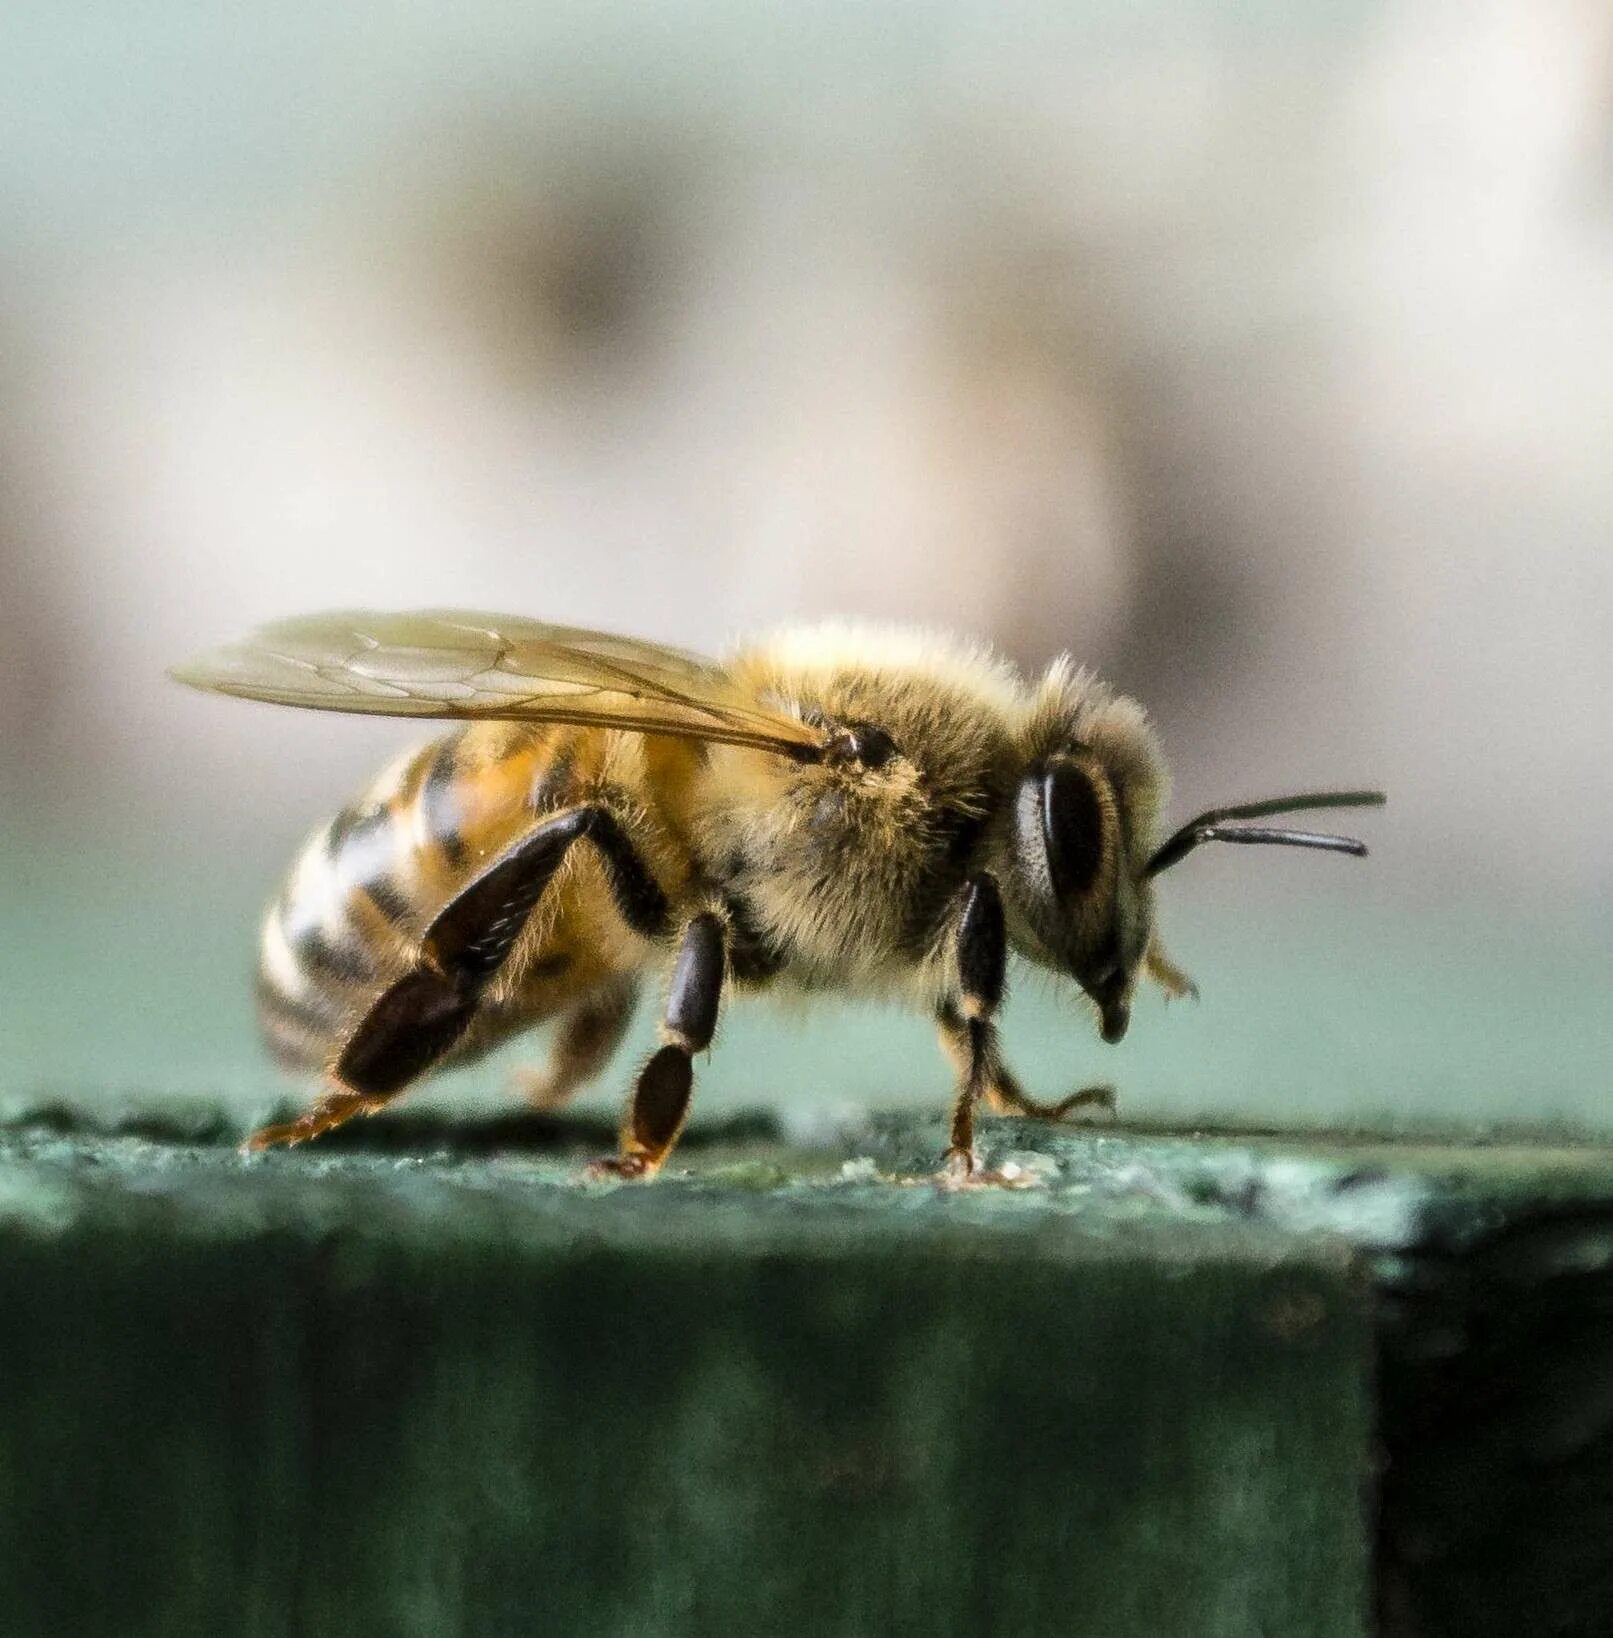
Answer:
[590, 913, 725, 1181]
[259, 806, 668, 1149]
[984, 1066, 1115, 1122]
[936, 873, 1009, 1183]
[937, 1001, 1116, 1124]
[1145, 939, 1199, 1001]
[935, 1000, 985, 1166]
[513, 975, 640, 1109]
[243, 965, 474, 1151]
[243, 1085, 394, 1151]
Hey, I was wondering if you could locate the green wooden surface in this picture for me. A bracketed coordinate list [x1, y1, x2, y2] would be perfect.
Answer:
[5, 1104, 1613, 1636]
[0, 1109, 1378, 1638]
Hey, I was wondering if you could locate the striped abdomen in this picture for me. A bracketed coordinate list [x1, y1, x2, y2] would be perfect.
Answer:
[255, 722, 594, 1073]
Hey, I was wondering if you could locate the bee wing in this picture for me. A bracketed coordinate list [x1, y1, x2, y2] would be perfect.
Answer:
[171, 609, 826, 758]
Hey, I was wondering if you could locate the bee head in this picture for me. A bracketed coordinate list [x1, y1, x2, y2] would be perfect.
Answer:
[995, 667, 1170, 1040]
[1001, 664, 1384, 1042]
[1007, 749, 1154, 1042]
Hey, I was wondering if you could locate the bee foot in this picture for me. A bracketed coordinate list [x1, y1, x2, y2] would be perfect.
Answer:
[990, 1083, 1117, 1124]
[586, 1154, 656, 1182]
[242, 1093, 390, 1153]
[940, 1145, 976, 1180]
[241, 1124, 305, 1153]
[935, 1151, 1029, 1190]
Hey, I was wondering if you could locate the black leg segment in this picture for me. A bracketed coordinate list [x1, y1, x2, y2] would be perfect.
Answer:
[425, 807, 592, 985]
[628, 1045, 695, 1156]
[581, 808, 672, 940]
[956, 873, 1007, 1017]
[422, 805, 669, 989]
[665, 911, 724, 1051]
[335, 804, 667, 1103]
[337, 968, 478, 1096]
[942, 871, 1010, 1176]
[595, 913, 727, 1178]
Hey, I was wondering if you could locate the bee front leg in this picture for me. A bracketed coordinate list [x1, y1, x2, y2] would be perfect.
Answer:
[936, 873, 1010, 1183]
[938, 1000, 1116, 1124]
[1144, 939, 1198, 1002]
[980, 1054, 1115, 1122]
[590, 913, 725, 1181]
[936, 877, 1113, 1183]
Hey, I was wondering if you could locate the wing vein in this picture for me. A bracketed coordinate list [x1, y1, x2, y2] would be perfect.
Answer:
[173, 609, 825, 760]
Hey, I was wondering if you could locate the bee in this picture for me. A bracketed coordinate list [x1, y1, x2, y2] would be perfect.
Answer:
[173, 612, 1383, 1179]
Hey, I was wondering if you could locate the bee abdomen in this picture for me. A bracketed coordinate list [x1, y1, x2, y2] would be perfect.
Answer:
[255, 966, 342, 1070]
[255, 723, 585, 1075]
[256, 781, 424, 1070]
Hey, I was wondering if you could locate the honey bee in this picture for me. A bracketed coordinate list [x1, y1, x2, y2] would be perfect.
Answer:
[173, 612, 1383, 1179]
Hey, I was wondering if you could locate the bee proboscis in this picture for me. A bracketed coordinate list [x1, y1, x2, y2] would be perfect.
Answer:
[173, 611, 1383, 1179]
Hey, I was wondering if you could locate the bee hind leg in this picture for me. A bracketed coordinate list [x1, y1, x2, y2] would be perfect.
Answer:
[589, 915, 724, 1181]
[244, 1085, 396, 1151]
[255, 806, 670, 1153]
[513, 974, 640, 1110]
[245, 965, 477, 1152]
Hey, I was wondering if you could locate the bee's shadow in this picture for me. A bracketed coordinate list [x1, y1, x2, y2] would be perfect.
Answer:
[3, 1099, 783, 1158]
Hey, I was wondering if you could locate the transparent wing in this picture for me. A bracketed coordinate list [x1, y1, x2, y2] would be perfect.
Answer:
[171, 609, 825, 758]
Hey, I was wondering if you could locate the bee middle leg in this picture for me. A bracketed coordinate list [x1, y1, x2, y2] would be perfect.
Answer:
[590, 913, 725, 1181]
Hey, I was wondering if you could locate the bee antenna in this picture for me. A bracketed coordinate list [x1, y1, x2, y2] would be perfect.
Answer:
[1144, 790, 1386, 878]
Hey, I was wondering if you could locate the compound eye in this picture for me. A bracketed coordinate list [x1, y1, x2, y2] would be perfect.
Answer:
[1041, 759, 1106, 900]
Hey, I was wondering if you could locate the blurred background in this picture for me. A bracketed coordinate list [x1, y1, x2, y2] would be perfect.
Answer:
[2, 0, 1610, 1135]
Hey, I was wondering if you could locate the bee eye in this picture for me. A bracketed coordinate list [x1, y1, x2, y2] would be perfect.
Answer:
[1041, 759, 1105, 900]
